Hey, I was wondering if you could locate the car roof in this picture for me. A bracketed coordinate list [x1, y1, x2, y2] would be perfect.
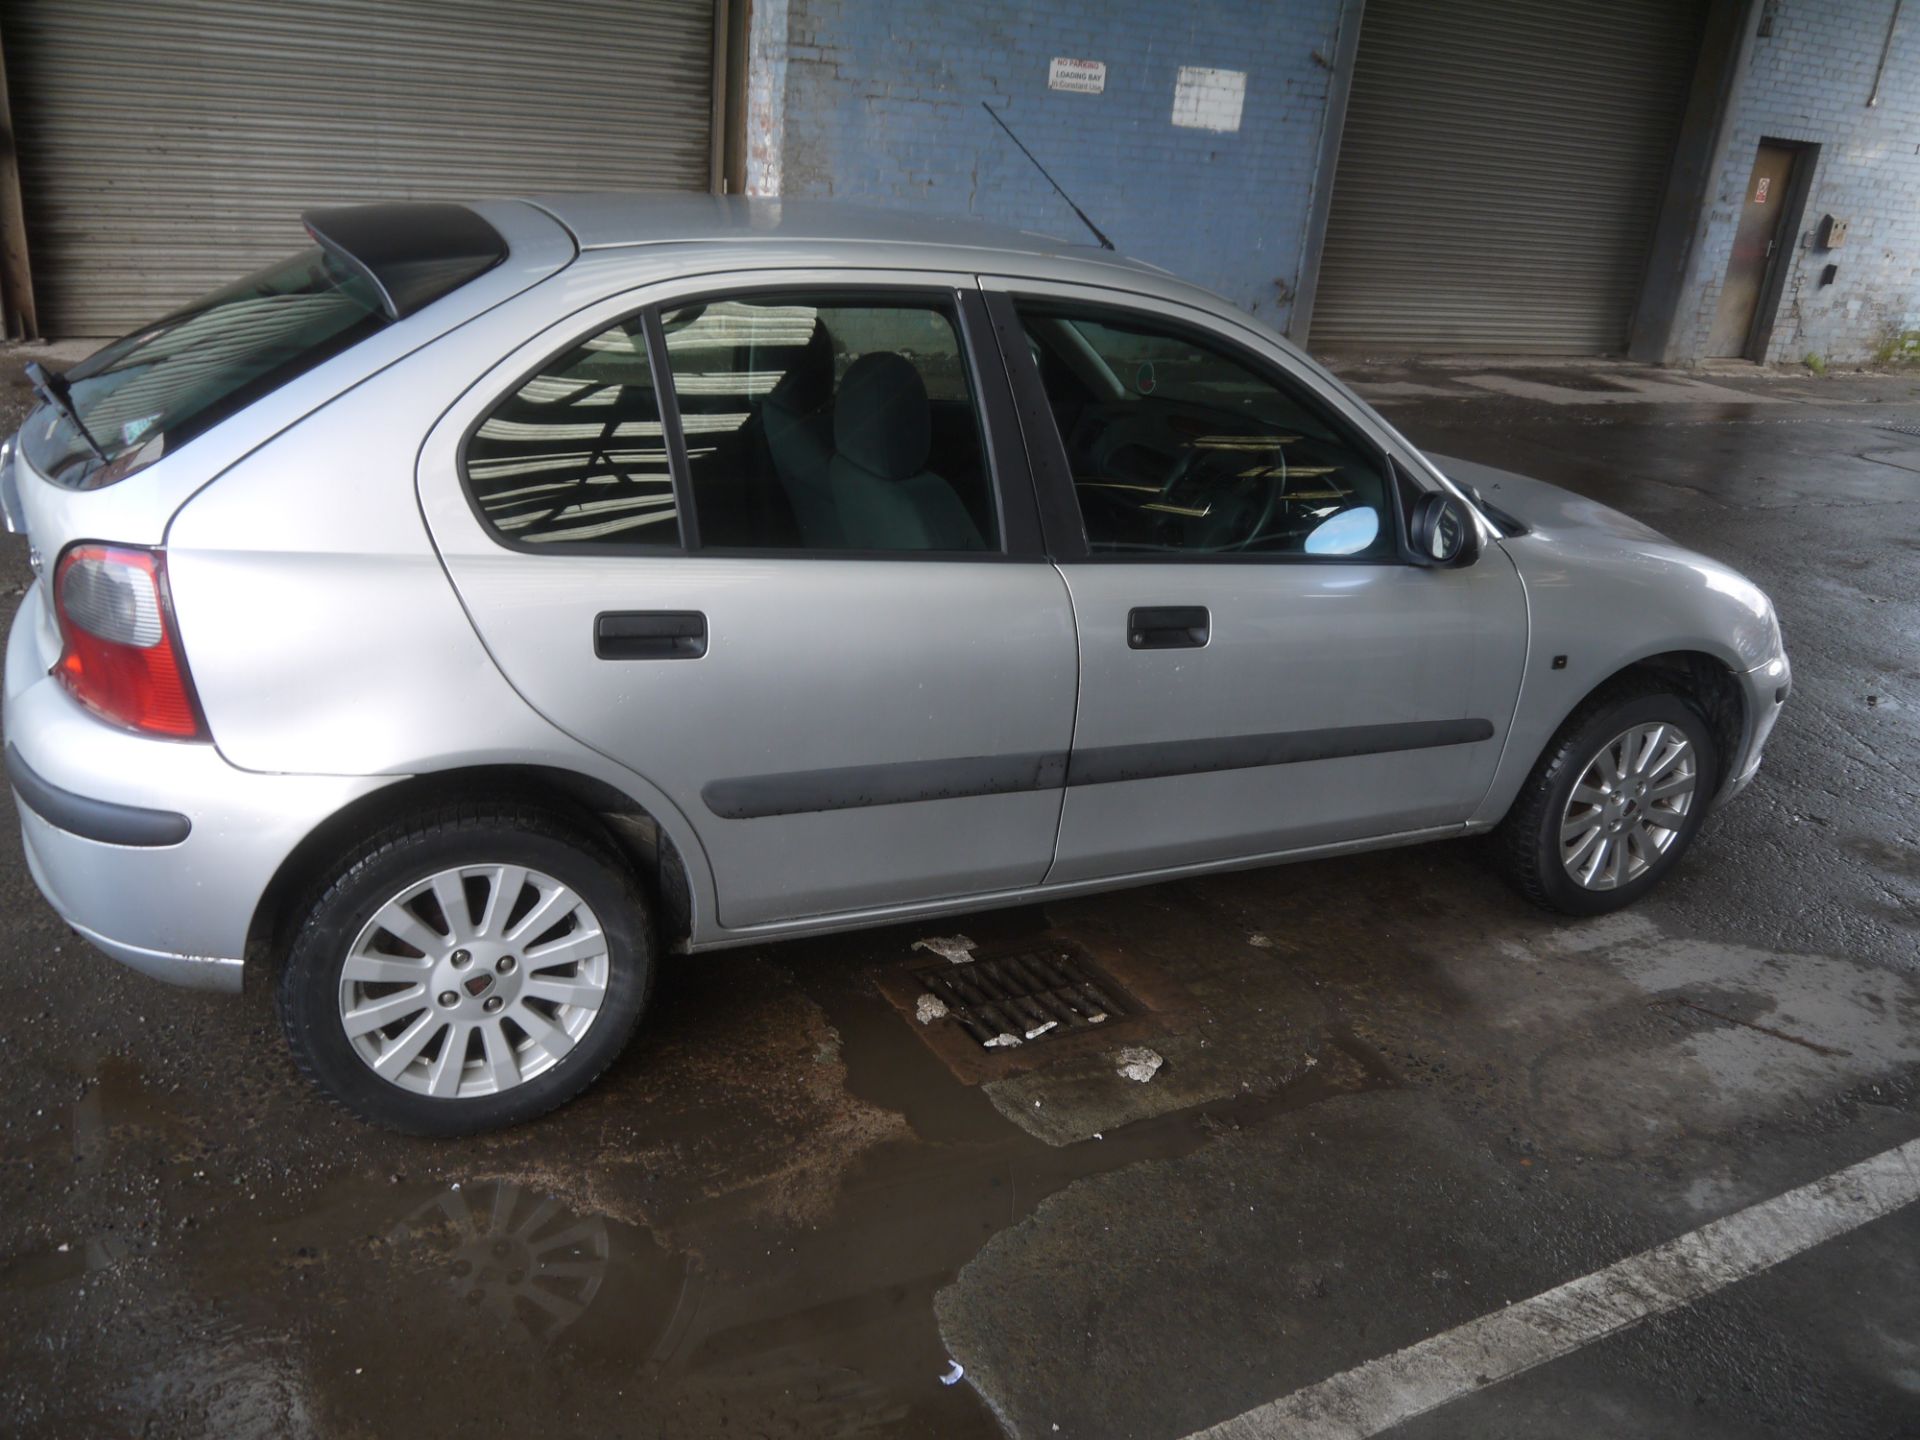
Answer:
[501, 192, 1330, 402]
[521, 191, 1179, 283]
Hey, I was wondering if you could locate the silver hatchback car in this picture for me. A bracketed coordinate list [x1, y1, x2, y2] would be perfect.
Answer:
[2, 196, 1789, 1132]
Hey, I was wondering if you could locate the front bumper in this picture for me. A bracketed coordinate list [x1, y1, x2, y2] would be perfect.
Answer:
[5, 582, 391, 991]
[1722, 651, 1791, 803]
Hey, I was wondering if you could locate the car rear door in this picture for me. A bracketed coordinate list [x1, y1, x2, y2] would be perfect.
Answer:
[418, 271, 1078, 931]
[981, 278, 1528, 884]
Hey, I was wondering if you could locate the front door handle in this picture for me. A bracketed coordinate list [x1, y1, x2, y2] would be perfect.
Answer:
[1128, 605, 1209, 650]
[595, 611, 707, 660]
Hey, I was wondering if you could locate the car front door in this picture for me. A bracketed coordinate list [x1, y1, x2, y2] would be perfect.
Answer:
[983, 281, 1528, 885]
[418, 272, 1078, 932]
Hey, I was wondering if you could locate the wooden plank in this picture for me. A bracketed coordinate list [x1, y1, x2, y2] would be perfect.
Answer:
[0, 23, 38, 338]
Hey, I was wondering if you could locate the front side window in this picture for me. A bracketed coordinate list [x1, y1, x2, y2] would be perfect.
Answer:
[660, 295, 997, 552]
[1016, 303, 1396, 560]
[466, 315, 679, 547]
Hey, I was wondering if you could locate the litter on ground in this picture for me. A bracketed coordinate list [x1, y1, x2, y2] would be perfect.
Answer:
[1115, 1046, 1164, 1083]
[1024, 1020, 1058, 1040]
[983, 1033, 1022, 1049]
[940, 1360, 966, 1386]
[912, 935, 977, 964]
[915, 993, 949, 1025]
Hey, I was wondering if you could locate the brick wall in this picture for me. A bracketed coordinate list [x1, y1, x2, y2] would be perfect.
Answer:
[1682, 0, 1920, 363]
[745, 0, 1349, 328]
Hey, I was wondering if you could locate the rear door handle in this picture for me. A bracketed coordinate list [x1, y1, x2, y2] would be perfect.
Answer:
[595, 611, 708, 660]
[1128, 605, 1209, 650]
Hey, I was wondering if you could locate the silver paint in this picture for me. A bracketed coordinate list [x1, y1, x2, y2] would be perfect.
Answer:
[0, 195, 1789, 992]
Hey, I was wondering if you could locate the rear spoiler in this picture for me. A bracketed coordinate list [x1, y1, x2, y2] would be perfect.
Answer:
[301, 202, 507, 321]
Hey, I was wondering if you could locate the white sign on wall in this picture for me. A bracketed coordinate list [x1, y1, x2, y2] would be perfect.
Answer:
[1171, 66, 1246, 133]
[1048, 57, 1107, 94]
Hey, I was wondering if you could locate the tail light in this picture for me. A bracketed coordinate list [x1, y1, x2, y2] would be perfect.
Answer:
[51, 544, 208, 740]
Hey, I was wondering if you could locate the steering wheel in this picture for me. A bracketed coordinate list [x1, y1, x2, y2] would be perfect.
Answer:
[1082, 410, 1285, 550]
[1161, 444, 1283, 552]
[1222, 454, 1282, 552]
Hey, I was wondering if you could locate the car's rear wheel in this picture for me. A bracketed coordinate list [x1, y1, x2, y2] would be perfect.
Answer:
[278, 804, 653, 1134]
[1495, 682, 1719, 916]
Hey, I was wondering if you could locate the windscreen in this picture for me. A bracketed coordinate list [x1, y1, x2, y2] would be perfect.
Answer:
[20, 246, 388, 489]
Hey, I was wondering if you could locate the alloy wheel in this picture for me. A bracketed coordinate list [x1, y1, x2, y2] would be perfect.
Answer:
[337, 864, 610, 1098]
[1559, 722, 1698, 890]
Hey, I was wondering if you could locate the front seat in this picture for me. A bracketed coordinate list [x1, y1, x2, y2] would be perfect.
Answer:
[829, 352, 985, 551]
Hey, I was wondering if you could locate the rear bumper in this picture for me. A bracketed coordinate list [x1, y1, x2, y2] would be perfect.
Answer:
[0, 438, 23, 535]
[6, 743, 192, 846]
[5, 583, 392, 991]
[17, 828, 244, 991]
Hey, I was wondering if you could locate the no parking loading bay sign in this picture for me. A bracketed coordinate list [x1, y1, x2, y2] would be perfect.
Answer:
[1048, 57, 1106, 94]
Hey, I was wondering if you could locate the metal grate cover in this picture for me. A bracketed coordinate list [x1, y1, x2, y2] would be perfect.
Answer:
[916, 945, 1129, 1050]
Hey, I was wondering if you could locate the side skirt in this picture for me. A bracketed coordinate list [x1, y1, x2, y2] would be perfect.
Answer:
[678, 821, 1484, 953]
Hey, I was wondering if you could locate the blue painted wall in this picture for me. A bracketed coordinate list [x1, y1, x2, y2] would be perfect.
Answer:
[1677, 0, 1920, 363]
[752, 0, 1350, 329]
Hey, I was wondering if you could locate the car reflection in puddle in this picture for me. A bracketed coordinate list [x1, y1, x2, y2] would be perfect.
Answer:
[389, 1183, 613, 1347]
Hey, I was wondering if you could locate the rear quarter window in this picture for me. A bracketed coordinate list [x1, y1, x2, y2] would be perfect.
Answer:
[463, 314, 680, 547]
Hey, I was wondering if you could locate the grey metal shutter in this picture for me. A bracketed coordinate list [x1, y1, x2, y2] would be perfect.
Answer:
[1311, 0, 1706, 354]
[5, 0, 716, 336]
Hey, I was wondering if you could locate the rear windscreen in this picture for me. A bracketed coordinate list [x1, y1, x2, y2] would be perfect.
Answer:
[20, 246, 388, 489]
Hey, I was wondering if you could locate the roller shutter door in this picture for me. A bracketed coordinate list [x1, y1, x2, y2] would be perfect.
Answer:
[4, 0, 716, 335]
[1312, 0, 1706, 354]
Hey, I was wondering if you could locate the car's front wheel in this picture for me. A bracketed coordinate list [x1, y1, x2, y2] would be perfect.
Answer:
[1496, 682, 1719, 916]
[278, 804, 653, 1134]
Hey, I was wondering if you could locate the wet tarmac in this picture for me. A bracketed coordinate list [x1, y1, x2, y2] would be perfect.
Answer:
[2, 353, 1918, 1438]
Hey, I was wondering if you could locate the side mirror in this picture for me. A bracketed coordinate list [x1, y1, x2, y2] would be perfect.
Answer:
[1409, 491, 1481, 567]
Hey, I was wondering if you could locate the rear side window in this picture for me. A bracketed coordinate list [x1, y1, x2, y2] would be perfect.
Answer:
[465, 315, 679, 547]
[660, 295, 998, 552]
[20, 247, 387, 490]
[462, 293, 1003, 555]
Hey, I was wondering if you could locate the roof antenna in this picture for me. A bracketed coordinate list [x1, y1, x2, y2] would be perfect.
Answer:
[981, 102, 1115, 251]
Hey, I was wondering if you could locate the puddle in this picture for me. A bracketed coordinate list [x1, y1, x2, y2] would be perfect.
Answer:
[20, 854, 1907, 1438]
[388, 1182, 626, 1347]
[0, 907, 1379, 1439]
[15, 833, 1920, 1440]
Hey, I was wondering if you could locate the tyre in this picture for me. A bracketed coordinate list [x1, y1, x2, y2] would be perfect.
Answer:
[278, 803, 653, 1134]
[1495, 682, 1720, 916]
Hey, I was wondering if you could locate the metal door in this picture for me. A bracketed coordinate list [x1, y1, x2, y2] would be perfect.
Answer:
[983, 279, 1528, 884]
[1706, 144, 1800, 359]
[418, 269, 1080, 932]
[5, 0, 718, 335]
[1312, 0, 1709, 354]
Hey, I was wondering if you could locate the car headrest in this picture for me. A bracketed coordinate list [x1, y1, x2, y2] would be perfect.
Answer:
[766, 321, 834, 416]
[834, 352, 930, 481]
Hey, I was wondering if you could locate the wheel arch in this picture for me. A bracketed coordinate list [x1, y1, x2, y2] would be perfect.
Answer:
[245, 764, 701, 973]
[1606, 650, 1746, 788]
[1480, 646, 1748, 827]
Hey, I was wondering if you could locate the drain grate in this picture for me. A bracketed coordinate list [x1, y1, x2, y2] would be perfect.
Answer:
[1880, 422, 1920, 437]
[916, 944, 1130, 1049]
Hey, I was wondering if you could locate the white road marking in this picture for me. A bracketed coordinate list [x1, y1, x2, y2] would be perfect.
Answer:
[1457, 373, 1784, 405]
[1185, 1136, 1920, 1440]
